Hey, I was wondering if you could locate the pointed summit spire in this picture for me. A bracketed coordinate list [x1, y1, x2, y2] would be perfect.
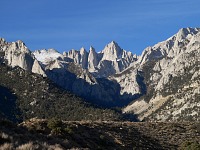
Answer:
[89, 46, 95, 52]
[79, 47, 88, 69]
[0, 38, 7, 50]
[110, 40, 118, 45]
[80, 47, 87, 54]
[109, 41, 119, 47]
[0, 38, 6, 43]
[101, 41, 123, 61]
[88, 46, 98, 71]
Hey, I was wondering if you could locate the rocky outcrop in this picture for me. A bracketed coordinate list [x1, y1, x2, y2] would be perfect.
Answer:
[138, 27, 200, 66]
[32, 59, 46, 77]
[88, 46, 99, 72]
[0, 38, 7, 52]
[95, 41, 137, 77]
[65, 49, 81, 64]
[110, 67, 143, 99]
[4, 40, 34, 71]
[1, 39, 46, 76]
[79, 47, 88, 69]
[35, 42, 138, 106]
[123, 27, 200, 121]
[1, 27, 200, 121]
[101, 41, 123, 61]
[61, 41, 137, 77]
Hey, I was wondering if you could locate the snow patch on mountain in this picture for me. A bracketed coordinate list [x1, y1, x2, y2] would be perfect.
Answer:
[33, 49, 63, 64]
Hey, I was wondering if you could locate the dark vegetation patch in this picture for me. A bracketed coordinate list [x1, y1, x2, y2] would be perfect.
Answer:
[0, 119, 199, 149]
[0, 63, 123, 122]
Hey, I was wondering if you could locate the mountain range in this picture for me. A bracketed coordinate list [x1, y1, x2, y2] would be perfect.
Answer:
[0, 27, 200, 122]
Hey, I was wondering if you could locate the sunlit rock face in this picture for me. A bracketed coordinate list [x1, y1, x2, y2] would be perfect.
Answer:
[32, 59, 46, 77]
[123, 28, 200, 121]
[1, 27, 200, 120]
[4, 40, 34, 71]
[88, 46, 99, 72]
[61, 41, 137, 77]
[1, 39, 45, 76]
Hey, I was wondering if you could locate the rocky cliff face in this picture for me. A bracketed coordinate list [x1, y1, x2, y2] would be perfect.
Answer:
[94, 41, 136, 77]
[88, 46, 99, 72]
[0, 39, 46, 76]
[123, 27, 200, 121]
[61, 41, 137, 77]
[31, 41, 138, 106]
[0, 38, 7, 52]
[32, 59, 46, 77]
[1, 27, 200, 121]
[4, 40, 34, 71]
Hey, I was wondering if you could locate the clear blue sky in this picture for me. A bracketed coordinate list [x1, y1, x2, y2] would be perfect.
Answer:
[1, 0, 200, 55]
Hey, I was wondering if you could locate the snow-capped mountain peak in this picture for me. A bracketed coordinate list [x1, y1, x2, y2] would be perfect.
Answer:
[1, 27, 200, 122]
[33, 49, 63, 64]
